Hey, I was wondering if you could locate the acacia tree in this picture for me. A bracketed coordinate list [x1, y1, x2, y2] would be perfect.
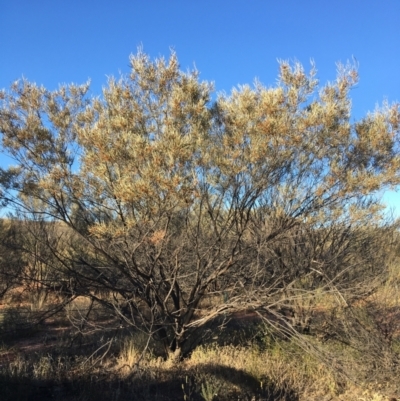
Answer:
[0, 52, 399, 359]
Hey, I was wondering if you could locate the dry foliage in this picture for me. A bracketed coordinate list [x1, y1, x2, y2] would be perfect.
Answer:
[0, 51, 399, 364]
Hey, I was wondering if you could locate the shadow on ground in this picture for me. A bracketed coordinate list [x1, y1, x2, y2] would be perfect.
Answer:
[0, 363, 299, 401]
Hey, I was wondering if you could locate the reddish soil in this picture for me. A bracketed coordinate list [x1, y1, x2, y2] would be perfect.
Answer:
[0, 324, 70, 368]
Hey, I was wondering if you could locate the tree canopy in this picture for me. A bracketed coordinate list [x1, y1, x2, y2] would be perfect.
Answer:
[0, 51, 399, 359]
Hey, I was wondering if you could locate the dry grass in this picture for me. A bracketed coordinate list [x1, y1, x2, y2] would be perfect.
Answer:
[0, 259, 399, 400]
[187, 342, 335, 398]
[0, 322, 398, 400]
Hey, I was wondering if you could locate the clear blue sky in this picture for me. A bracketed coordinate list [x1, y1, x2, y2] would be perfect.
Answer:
[1, 0, 399, 216]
